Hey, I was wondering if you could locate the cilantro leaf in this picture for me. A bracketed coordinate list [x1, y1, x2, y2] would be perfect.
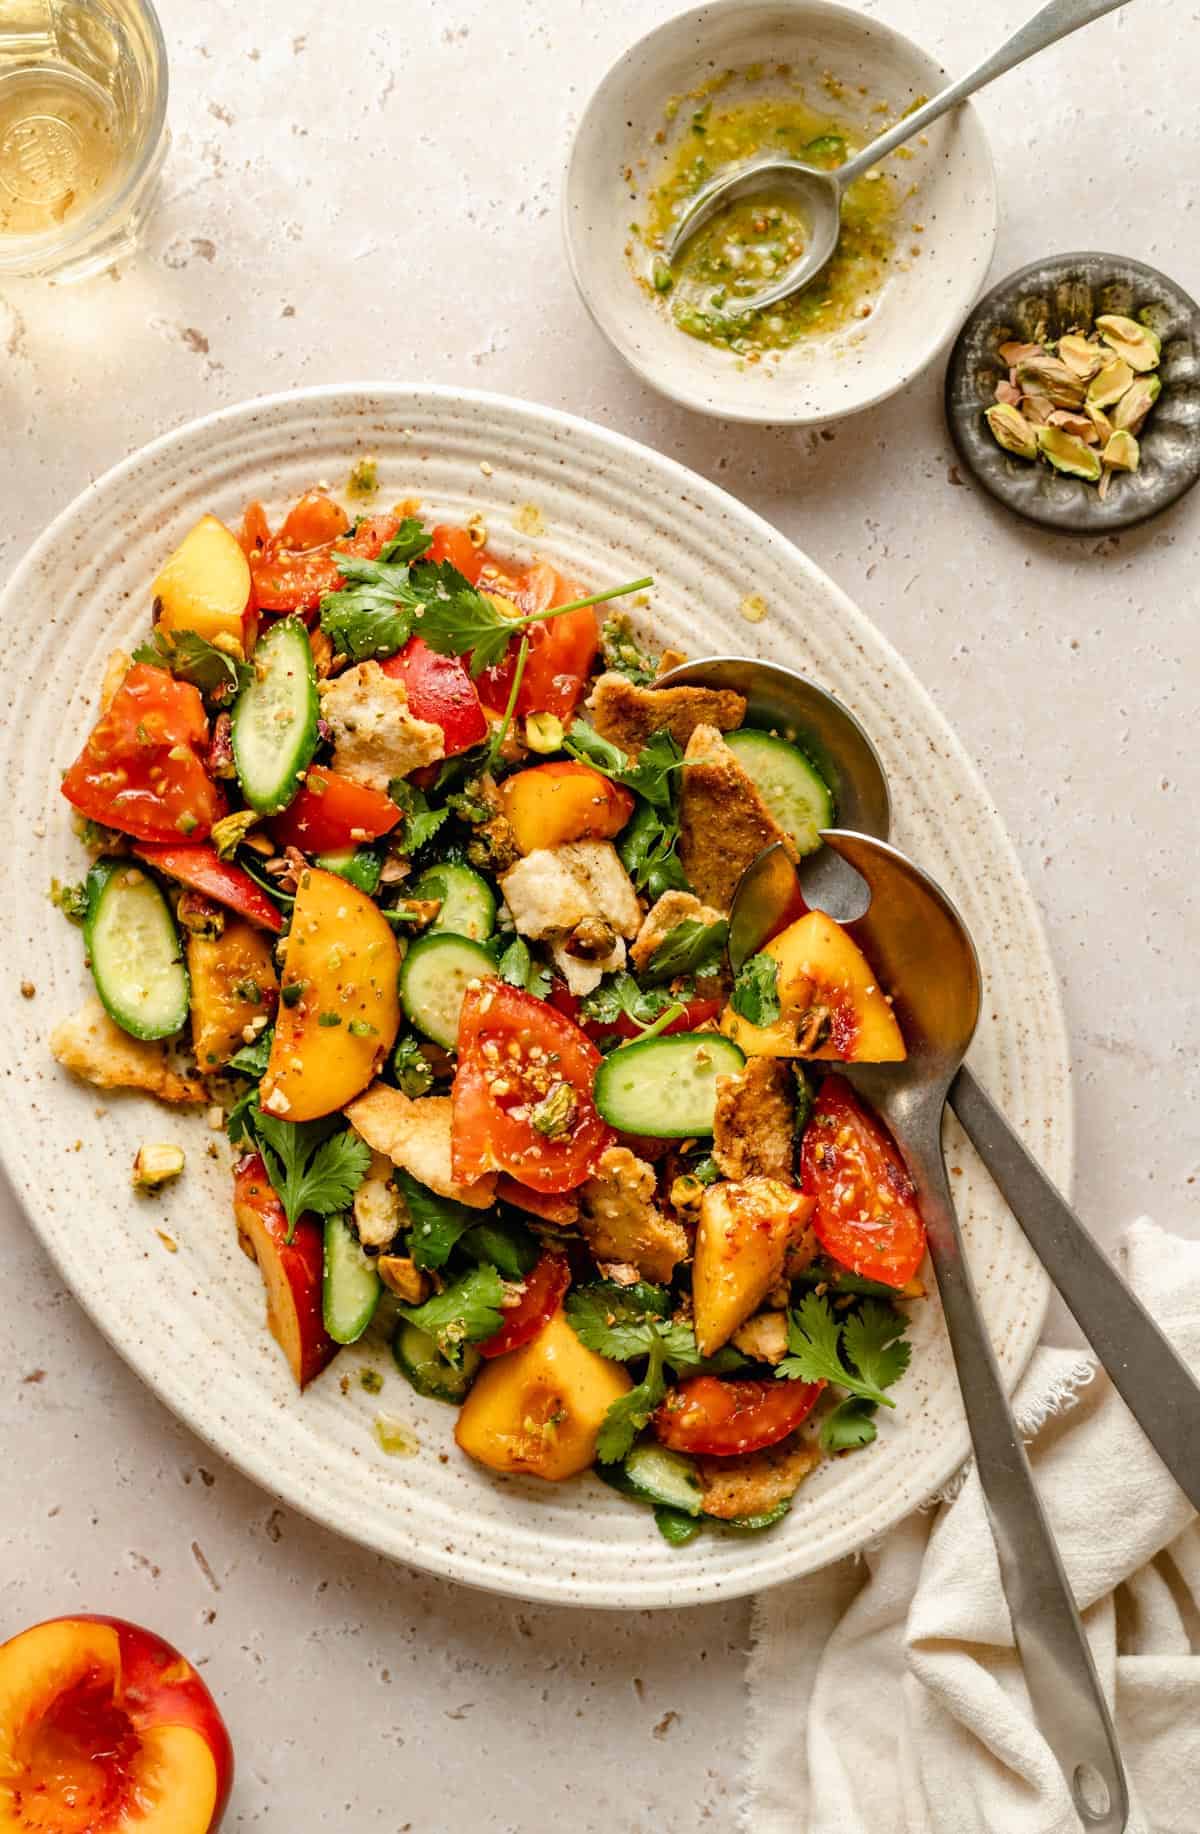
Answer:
[395, 1169, 478, 1269]
[378, 518, 434, 565]
[395, 1265, 507, 1364]
[459, 1214, 540, 1279]
[225, 1084, 259, 1146]
[565, 1282, 744, 1376]
[596, 1329, 668, 1463]
[580, 972, 682, 1032]
[227, 1027, 273, 1079]
[654, 1506, 703, 1545]
[133, 627, 250, 703]
[318, 553, 421, 660]
[497, 936, 551, 1000]
[392, 1033, 435, 1097]
[642, 916, 728, 985]
[777, 1293, 909, 1409]
[252, 1111, 372, 1242]
[600, 613, 658, 686]
[387, 778, 450, 854]
[731, 952, 781, 1028]
[409, 560, 514, 677]
[842, 1301, 911, 1395]
[819, 1396, 879, 1453]
[619, 799, 689, 899]
[565, 722, 681, 811]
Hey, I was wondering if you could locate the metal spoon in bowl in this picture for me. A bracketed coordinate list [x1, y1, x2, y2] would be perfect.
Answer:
[663, 0, 1131, 315]
[807, 830, 1128, 1833]
[658, 655, 1200, 1516]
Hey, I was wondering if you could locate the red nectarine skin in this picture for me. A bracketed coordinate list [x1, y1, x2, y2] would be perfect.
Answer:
[233, 1155, 338, 1388]
[0, 1614, 233, 1833]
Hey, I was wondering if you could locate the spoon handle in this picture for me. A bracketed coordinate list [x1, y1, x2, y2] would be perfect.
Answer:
[950, 1063, 1200, 1511]
[899, 1112, 1128, 1832]
[838, 0, 1132, 183]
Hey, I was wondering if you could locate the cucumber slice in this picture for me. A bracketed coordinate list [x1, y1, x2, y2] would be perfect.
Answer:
[593, 1032, 745, 1138]
[392, 1320, 481, 1402]
[84, 861, 189, 1041]
[400, 933, 496, 1048]
[316, 846, 383, 896]
[622, 1443, 703, 1515]
[721, 1498, 792, 1532]
[322, 1214, 382, 1345]
[232, 618, 319, 814]
[655, 1506, 704, 1546]
[724, 729, 834, 857]
[410, 863, 496, 941]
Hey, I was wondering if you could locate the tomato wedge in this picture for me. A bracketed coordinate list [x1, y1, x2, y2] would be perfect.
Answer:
[132, 843, 284, 933]
[654, 1376, 824, 1456]
[476, 561, 599, 721]
[428, 523, 486, 585]
[250, 513, 402, 615]
[477, 1257, 571, 1360]
[800, 1075, 926, 1288]
[276, 490, 351, 551]
[268, 766, 401, 854]
[381, 635, 488, 756]
[61, 664, 223, 843]
[452, 978, 613, 1193]
[494, 1177, 580, 1225]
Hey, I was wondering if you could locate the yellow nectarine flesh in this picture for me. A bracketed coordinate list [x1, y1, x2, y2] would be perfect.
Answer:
[722, 910, 905, 1062]
[455, 1309, 631, 1481]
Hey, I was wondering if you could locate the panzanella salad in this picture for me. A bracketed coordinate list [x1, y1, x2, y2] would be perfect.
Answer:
[50, 486, 927, 1544]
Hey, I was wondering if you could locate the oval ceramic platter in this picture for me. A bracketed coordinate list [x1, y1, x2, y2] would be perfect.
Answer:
[0, 386, 1065, 1608]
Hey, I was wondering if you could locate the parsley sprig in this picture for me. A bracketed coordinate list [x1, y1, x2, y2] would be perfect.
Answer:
[778, 1292, 911, 1452]
[248, 1109, 372, 1243]
[580, 972, 684, 1034]
[641, 916, 727, 985]
[567, 724, 690, 898]
[317, 519, 433, 659]
[597, 1328, 668, 1464]
[413, 569, 653, 678]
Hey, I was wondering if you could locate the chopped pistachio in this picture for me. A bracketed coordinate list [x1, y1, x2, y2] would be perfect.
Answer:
[1095, 314, 1161, 374]
[1112, 373, 1161, 435]
[1055, 333, 1105, 381]
[132, 1143, 186, 1189]
[1036, 426, 1102, 481]
[985, 402, 1038, 459]
[1101, 430, 1140, 472]
[1084, 401, 1115, 444]
[524, 711, 565, 754]
[1087, 357, 1135, 409]
[1015, 356, 1086, 408]
[210, 808, 260, 859]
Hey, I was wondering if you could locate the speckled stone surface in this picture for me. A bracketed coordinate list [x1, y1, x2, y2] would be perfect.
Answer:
[1, 1, 1197, 1828]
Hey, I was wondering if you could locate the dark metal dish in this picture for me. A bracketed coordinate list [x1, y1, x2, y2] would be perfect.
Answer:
[945, 250, 1200, 533]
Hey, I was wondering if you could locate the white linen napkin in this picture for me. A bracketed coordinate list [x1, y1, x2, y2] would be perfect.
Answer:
[745, 1220, 1200, 1834]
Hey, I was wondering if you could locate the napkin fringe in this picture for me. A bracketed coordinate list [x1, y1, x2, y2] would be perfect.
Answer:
[925, 1352, 1098, 1506]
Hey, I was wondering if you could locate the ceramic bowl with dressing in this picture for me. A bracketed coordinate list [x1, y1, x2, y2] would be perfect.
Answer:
[563, 0, 998, 425]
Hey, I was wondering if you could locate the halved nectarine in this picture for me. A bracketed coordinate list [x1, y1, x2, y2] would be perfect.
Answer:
[721, 910, 906, 1062]
[455, 1309, 631, 1481]
[233, 1154, 337, 1389]
[152, 515, 257, 657]
[0, 1614, 232, 1833]
[497, 761, 634, 855]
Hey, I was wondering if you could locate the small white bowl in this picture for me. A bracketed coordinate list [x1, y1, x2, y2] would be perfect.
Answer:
[564, 0, 998, 425]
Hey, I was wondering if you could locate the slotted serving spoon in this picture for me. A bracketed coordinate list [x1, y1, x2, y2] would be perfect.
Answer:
[660, 653, 1200, 1520]
[663, 0, 1131, 315]
[799, 830, 1127, 1832]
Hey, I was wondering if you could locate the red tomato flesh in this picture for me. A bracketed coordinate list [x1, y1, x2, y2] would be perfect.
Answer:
[250, 513, 402, 615]
[61, 664, 223, 843]
[132, 843, 284, 933]
[654, 1376, 824, 1456]
[800, 1074, 927, 1288]
[475, 560, 599, 721]
[381, 635, 488, 756]
[428, 523, 486, 584]
[477, 1256, 571, 1359]
[268, 766, 401, 854]
[452, 978, 613, 1194]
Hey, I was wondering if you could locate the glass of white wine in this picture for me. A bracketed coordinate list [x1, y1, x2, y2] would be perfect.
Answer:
[0, 0, 167, 279]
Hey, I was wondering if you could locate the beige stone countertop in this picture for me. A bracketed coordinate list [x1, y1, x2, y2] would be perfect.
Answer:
[1, 0, 1196, 1827]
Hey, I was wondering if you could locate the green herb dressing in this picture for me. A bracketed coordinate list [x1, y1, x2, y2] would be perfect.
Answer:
[640, 89, 901, 356]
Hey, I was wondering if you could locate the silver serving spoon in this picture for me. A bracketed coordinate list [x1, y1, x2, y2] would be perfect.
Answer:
[812, 830, 1127, 1833]
[664, 0, 1131, 315]
[659, 655, 1200, 1518]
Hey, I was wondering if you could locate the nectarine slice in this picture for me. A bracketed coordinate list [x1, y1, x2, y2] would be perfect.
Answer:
[722, 910, 906, 1062]
[692, 1179, 816, 1356]
[152, 514, 255, 655]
